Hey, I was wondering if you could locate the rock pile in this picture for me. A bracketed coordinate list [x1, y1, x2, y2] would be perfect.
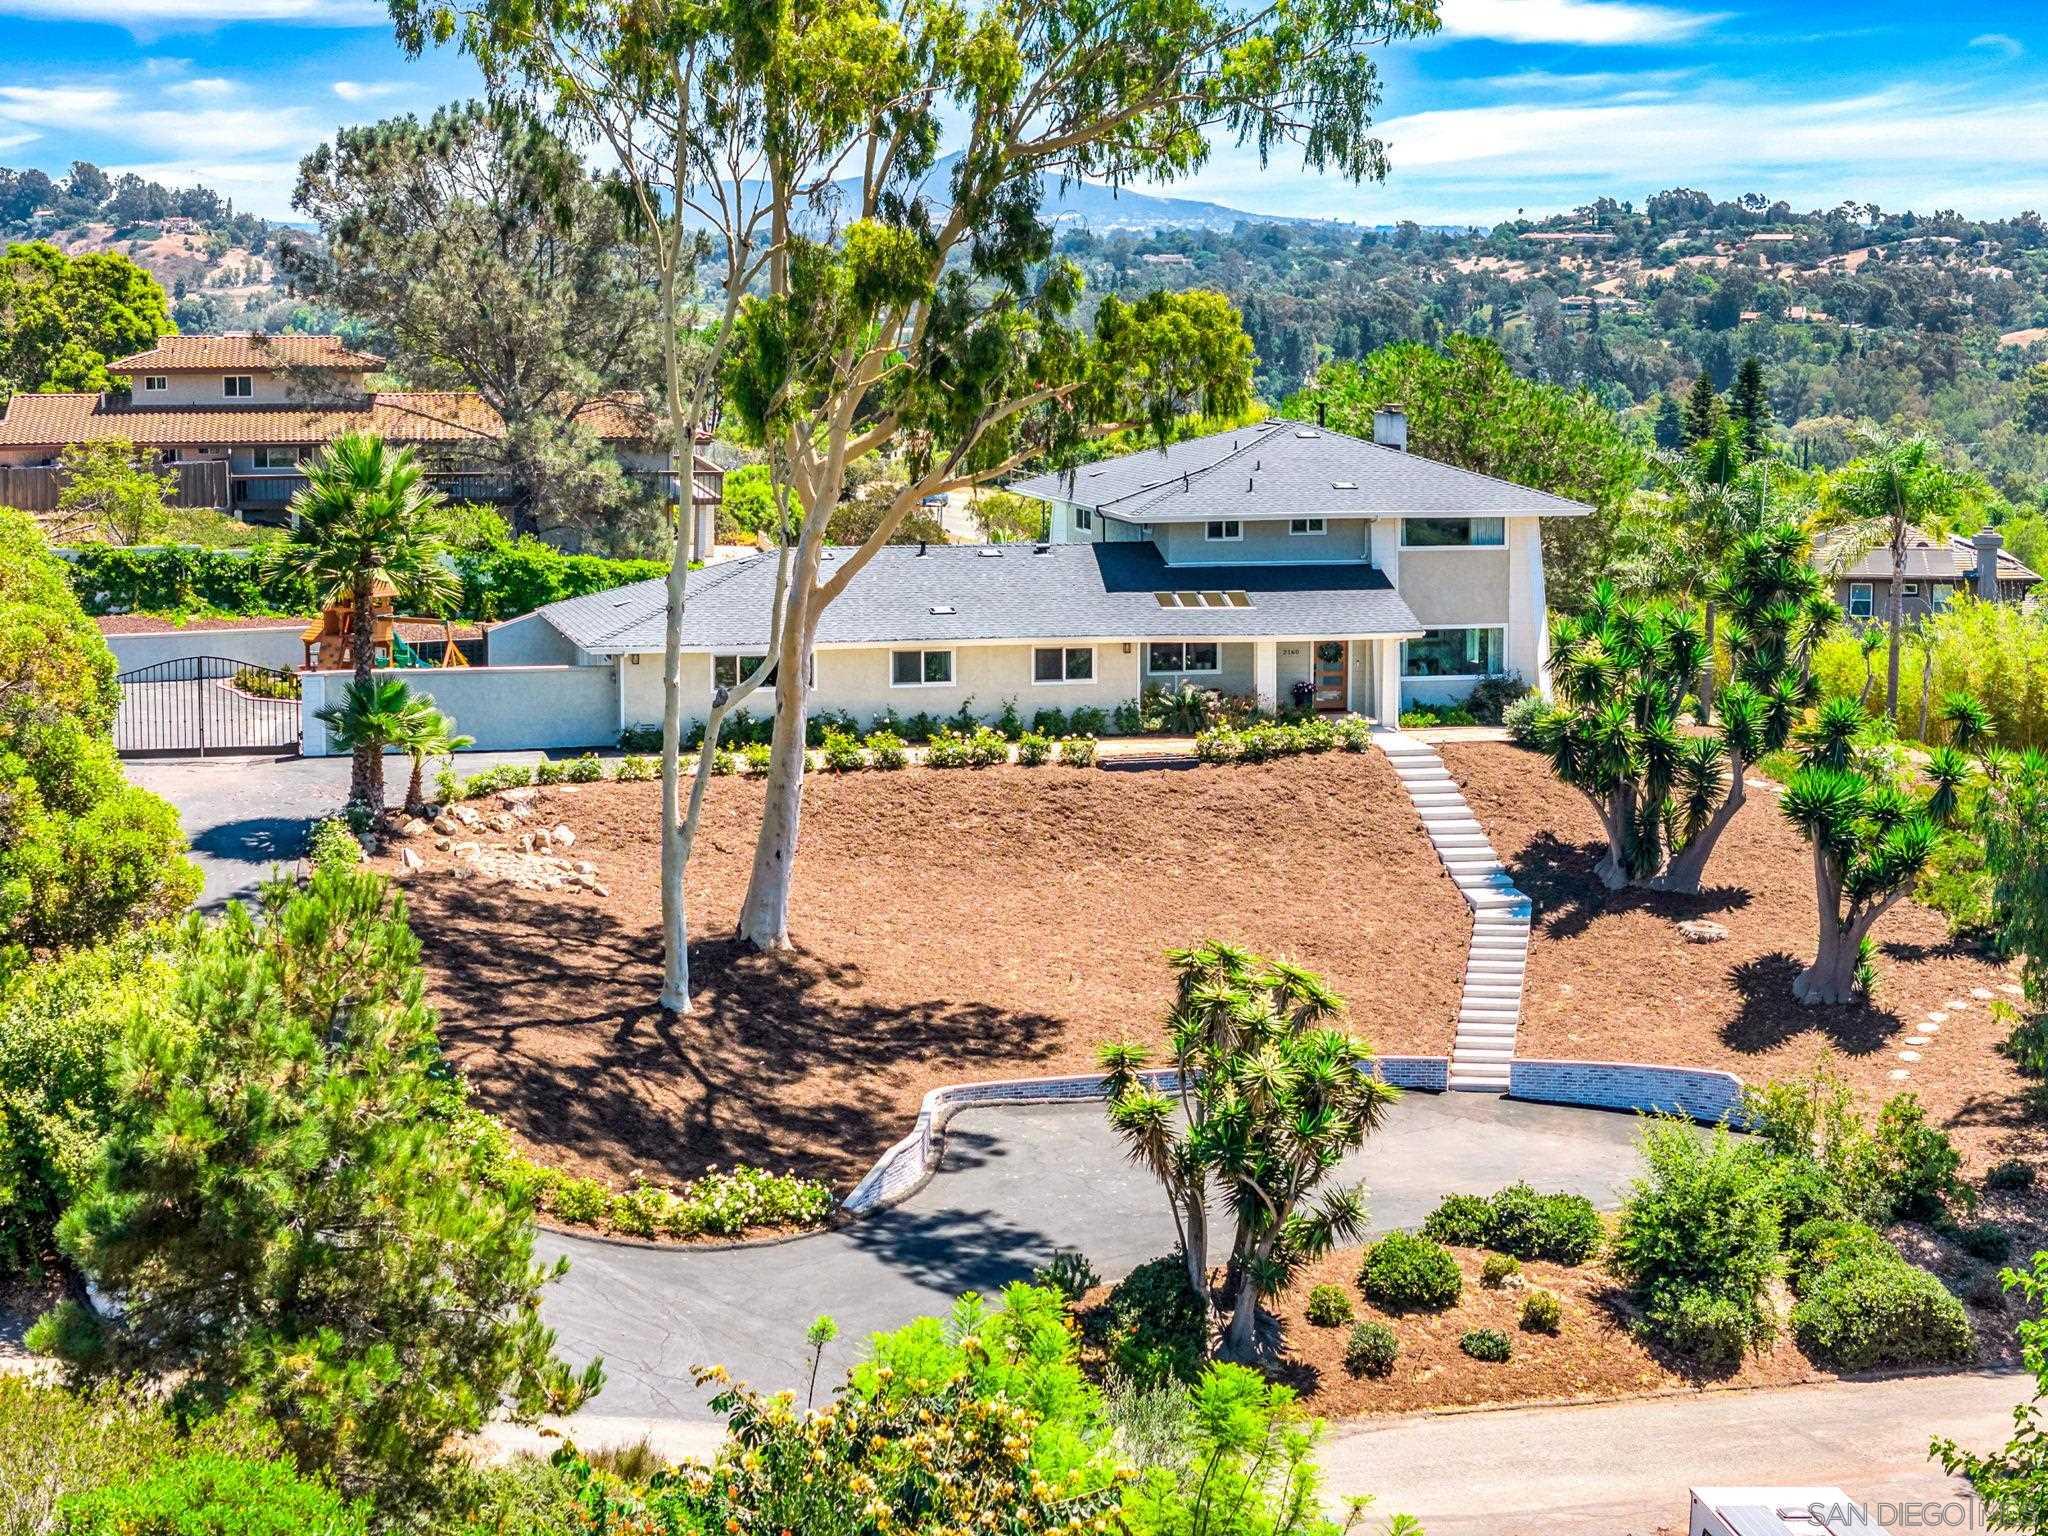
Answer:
[394, 789, 608, 896]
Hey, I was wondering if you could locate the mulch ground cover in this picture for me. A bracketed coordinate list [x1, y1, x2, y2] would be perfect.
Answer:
[380, 753, 1468, 1192]
[1440, 740, 2032, 1174]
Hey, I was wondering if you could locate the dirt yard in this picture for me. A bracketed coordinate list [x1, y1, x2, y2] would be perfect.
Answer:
[382, 754, 1467, 1190]
[1441, 741, 2031, 1170]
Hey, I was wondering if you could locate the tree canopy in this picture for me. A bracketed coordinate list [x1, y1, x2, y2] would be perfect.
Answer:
[0, 241, 172, 398]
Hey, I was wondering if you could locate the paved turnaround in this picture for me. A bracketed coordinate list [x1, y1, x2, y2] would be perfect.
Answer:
[537, 1092, 1651, 1420]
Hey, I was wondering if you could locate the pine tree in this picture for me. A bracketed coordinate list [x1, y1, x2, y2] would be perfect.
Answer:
[1730, 355, 1772, 457]
[1683, 372, 1723, 445]
[1653, 394, 1685, 450]
[34, 867, 599, 1514]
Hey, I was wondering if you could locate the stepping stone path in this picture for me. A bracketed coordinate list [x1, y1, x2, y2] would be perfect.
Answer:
[1375, 728, 1532, 1095]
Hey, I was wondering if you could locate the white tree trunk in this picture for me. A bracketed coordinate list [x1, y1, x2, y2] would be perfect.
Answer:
[658, 530, 693, 1013]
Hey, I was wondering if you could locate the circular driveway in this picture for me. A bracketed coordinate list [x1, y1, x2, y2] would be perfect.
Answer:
[538, 1090, 1654, 1419]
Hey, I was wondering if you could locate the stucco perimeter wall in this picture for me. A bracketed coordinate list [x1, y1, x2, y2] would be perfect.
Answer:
[105, 625, 307, 673]
[300, 664, 619, 756]
[842, 1056, 1451, 1214]
[1508, 1058, 1748, 1127]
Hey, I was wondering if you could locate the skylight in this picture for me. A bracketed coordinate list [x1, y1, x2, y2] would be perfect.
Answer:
[1152, 591, 1252, 609]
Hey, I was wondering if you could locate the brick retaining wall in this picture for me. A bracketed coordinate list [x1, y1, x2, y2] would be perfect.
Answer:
[1508, 1058, 1748, 1126]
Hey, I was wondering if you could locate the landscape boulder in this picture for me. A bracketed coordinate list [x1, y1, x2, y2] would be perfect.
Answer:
[1678, 919, 1730, 944]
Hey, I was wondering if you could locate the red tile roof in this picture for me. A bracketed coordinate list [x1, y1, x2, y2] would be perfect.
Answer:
[109, 334, 385, 373]
[0, 391, 658, 449]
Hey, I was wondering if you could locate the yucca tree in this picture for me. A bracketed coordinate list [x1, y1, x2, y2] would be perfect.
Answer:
[1532, 522, 1833, 892]
[1099, 942, 1398, 1362]
[272, 433, 456, 809]
[1825, 429, 1954, 721]
[1782, 692, 1991, 1004]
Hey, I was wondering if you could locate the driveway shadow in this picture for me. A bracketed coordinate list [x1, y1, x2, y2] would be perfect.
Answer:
[839, 1201, 1066, 1297]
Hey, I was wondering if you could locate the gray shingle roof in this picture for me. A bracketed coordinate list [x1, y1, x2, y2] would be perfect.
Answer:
[1006, 419, 1592, 522]
[1826, 530, 2040, 585]
[539, 542, 1424, 654]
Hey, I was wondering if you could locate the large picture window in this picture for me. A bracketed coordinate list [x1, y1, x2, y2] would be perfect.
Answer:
[713, 654, 769, 690]
[1401, 626, 1506, 679]
[1403, 517, 1505, 548]
[1147, 641, 1220, 674]
[891, 648, 954, 686]
[1033, 646, 1095, 684]
[1847, 582, 1874, 619]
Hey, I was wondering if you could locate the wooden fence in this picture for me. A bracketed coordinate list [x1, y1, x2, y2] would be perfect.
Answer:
[0, 461, 229, 513]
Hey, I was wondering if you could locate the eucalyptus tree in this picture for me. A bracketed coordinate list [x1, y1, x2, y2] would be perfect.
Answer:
[1825, 430, 1954, 721]
[1781, 692, 1989, 1005]
[1099, 942, 1399, 1361]
[390, 0, 797, 1013]
[1533, 521, 1834, 892]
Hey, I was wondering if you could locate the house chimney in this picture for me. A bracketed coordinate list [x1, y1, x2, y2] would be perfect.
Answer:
[1316, 400, 1327, 429]
[1974, 527, 2003, 601]
[917, 539, 928, 557]
[1373, 406, 1408, 452]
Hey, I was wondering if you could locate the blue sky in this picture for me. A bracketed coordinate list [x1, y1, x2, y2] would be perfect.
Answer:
[0, 0, 2044, 227]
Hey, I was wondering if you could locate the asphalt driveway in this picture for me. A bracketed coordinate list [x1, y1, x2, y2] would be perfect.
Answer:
[538, 1091, 1655, 1420]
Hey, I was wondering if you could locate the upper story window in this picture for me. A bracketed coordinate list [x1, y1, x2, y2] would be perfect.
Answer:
[1204, 519, 1242, 542]
[1403, 516, 1505, 548]
[251, 447, 301, 469]
[1289, 517, 1326, 536]
[1074, 506, 1093, 531]
[1848, 582, 1875, 619]
[223, 375, 254, 399]
[142, 375, 167, 393]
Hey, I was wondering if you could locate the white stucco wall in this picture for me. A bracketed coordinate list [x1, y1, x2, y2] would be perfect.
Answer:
[301, 665, 619, 756]
[128, 370, 309, 407]
[104, 625, 307, 673]
[485, 611, 585, 667]
[1157, 517, 1370, 565]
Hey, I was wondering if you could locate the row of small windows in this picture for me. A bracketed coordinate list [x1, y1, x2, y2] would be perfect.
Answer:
[1078, 511, 1506, 547]
[140, 374, 254, 397]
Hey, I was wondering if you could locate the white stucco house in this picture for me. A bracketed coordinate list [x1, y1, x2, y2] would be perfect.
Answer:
[474, 412, 1582, 744]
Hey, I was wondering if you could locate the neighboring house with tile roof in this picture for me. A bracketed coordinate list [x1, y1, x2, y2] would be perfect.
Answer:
[1818, 526, 2039, 624]
[0, 332, 720, 532]
[483, 413, 1580, 736]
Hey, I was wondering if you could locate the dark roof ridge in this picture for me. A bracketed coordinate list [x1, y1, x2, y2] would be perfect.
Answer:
[1091, 420, 1291, 509]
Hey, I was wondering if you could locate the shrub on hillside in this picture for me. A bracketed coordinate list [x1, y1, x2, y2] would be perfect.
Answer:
[1343, 1321, 1399, 1378]
[1986, 1159, 2035, 1193]
[1420, 1193, 1492, 1247]
[1785, 1218, 1896, 1295]
[1030, 1250, 1099, 1302]
[1093, 1256, 1209, 1388]
[1960, 1222, 2012, 1264]
[924, 730, 972, 768]
[1520, 1290, 1562, 1334]
[1359, 1232, 1462, 1313]
[1015, 731, 1052, 766]
[820, 730, 864, 772]
[1872, 1094, 1965, 1220]
[1421, 1184, 1602, 1264]
[1460, 1328, 1511, 1363]
[1791, 1249, 1975, 1371]
[1058, 734, 1098, 767]
[1304, 1284, 1354, 1327]
[864, 730, 907, 770]
[1482, 1254, 1520, 1288]
[55, 1451, 369, 1536]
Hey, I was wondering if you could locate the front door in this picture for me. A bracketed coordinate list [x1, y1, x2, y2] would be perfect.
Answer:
[1313, 640, 1348, 713]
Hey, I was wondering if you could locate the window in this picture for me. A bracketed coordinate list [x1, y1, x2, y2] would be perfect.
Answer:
[1847, 582, 1874, 619]
[1932, 583, 1953, 611]
[1401, 626, 1506, 679]
[713, 654, 769, 690]
[891, 648, 954, 686]
[1033, 646, 1095, 684]
[1147, 642, 1220, 674]
[250, 447, 300, 469]
[1902, 581, 1920, 596]
[1204, 519, 1242, 541]
[1403, 517, 1505, 548]
[223, 375, 253, 398]
[1289, 517, 1327, 536]
[1074, 506, 1093, 531]
[142, 375, 167, 392]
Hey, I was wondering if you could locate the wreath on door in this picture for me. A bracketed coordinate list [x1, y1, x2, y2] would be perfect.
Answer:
[1317, 642, 1344, 665]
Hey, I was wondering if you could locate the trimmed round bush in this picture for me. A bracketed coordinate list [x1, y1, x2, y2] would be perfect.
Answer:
[1960, 1222, 2012, 1264]
[1343, 1321, 1399, 1378]
[1986, 1158, 2035, 1193]
[1493, 1184, 1604, 1265]
[1520, 1289, 1562, 1335]
[1096, 1255, 1209, 1387]
[1460, 1327, 1511, 1363]
[1421, 1194, 1492, 1248]
[1791, 1254, 1976, 1371]
[1360, 1232, 1463, 1313]
[1786, 1219, 1894, 1295]
[1304, 1284, 1354, 1328]
[1481, 1253, 1521, 1289]
[1662, 1288, 1754, 1372]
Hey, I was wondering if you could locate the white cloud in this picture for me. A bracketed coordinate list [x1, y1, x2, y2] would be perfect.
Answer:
[1435, 0, 1721, 46]
[166, 76, 235, 98]
[0, 0, 383, 21]
[332, 80, 402, 103]
[0, 130, 39, 151]
[1969, 33, 2024, 62]
[0, 84, 125, 123]
[123, 106, 311, 155]
[1476, 68, 1696, 93]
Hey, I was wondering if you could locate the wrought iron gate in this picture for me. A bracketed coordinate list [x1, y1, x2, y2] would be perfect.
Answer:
[113, 655, 302, 757]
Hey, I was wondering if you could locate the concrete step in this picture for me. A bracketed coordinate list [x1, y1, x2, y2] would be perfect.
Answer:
[1459, 1010, 1521, 1027]
[1430, 830, 1490, 844]
[1465, 966, 1528, 981]
[1449, 1075, 1510, 1093]
[1452, 1049, 1515, 1066]
[1455, 1026, 1519, 1043]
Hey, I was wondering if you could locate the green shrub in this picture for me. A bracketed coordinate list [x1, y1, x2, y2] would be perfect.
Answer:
[533, 757, 567, 785]
[1074, 705, 1114, 737]
[924, 729, 972, 768]
[900, 711, 939, 745]
[1466, 674, 1531, 726]
[1916, 831, 1996, 940]
[548, 1176, 609, 1227]
[56, 1450, 370, 1535]
[1421, 1193, 1493, 1247]
[1360, 1232, 1463, 1313]
[1502, 692, 1547, 744]
[561, 753, 603, 783]
[1015, 731, 1052, 766]
[1872, 1094, 1964, 1220]
[1058, 734, 1097, 767]
[1791, 1251, 1975, 1371]
[1663, 1288, 1755, 1371]
[1486, 1183, 1604, 1265]
[994, 699, 1025, 741]
[612, 754, 658, 782]
[1031, 707, 1069, 737]
[1333, 715, 1374, 751]
[1030, 1250, 1099, 1302]
[1343, 1321, 1399, 1377]
[619, 724, 662, 752]
[1960, 1222, 2012, 1264]
[1986, 1158, 2035, 1192]
[1520, 1290, 1562, 1334]
[1786, 1218, 1895, 1295]
[1459, 1328, 1511, 1363]
[709, 748, 736, 776]
[821, 730, 865, 772]
[1094, 1256, 1209, 1388]
[865, 730, 907, 770]
[967, 726, 1011, 766]
[1482, 1253, 1521, 1288]
[530, 1162, 832, 1238]
[1304, 1284, 1355, 1327]
[306, 817, 364, 872]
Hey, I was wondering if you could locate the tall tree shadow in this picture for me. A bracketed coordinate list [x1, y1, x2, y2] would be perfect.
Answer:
[1722, 952, 1903, 1057]
[1504, 830, 1752, 942]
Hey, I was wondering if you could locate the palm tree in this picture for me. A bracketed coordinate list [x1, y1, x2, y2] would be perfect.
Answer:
[1655, 421, 1776, 721]
[1825, 429, 1953, 722]
[387, 694, 473, 813]
[271, 433, 456, 810]
[313, 678, 413, 798]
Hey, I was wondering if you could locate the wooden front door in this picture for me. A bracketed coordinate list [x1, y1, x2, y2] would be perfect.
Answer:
[1313, 640, 1348, 712]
